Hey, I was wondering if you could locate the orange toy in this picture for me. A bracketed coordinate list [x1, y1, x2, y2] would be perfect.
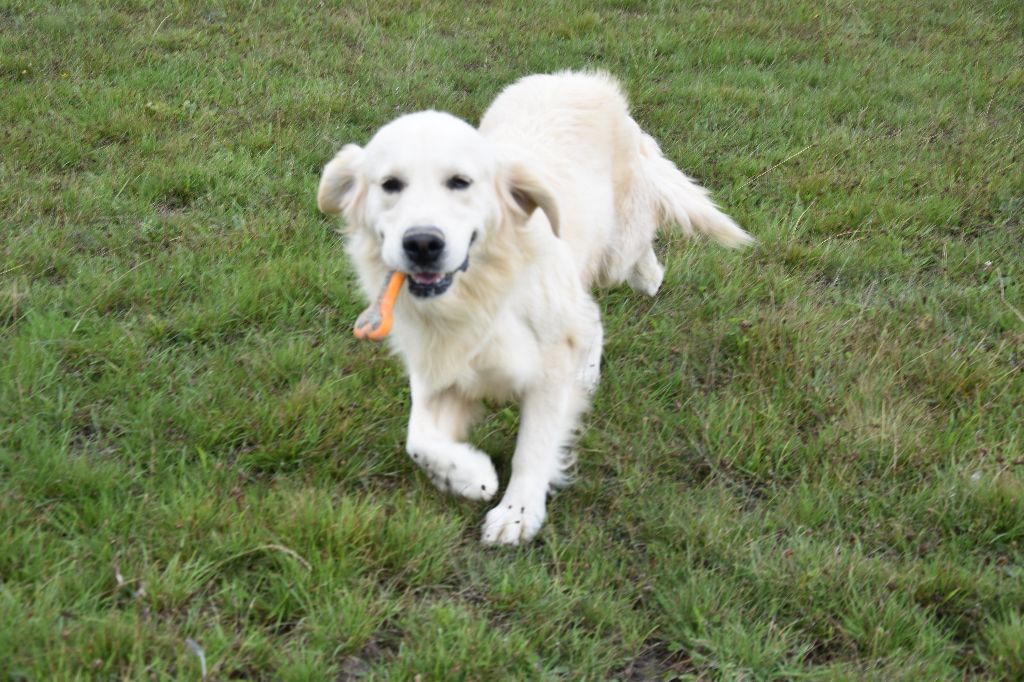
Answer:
[354, 271, 406, 341]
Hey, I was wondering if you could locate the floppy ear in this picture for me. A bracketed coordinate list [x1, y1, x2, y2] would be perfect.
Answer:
[499, 160, 560, 236]
[317, 144, 365, 216]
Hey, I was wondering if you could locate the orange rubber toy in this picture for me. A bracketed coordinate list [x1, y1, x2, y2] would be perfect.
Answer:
[354, 271, 406, 341]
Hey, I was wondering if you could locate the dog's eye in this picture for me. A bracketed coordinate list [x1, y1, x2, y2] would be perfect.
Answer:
[382, 177, 405, 194]
[446, 175, 472, 191]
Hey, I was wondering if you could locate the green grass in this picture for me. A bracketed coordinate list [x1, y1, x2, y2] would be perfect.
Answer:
[2, 0, 1023, 678]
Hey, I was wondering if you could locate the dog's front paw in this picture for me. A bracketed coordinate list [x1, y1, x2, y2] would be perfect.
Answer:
[413, 444, 498, 501]
[481, 494, 546, 545]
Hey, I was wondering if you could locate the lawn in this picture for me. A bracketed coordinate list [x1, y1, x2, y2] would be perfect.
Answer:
[2, 0, 1022, 679]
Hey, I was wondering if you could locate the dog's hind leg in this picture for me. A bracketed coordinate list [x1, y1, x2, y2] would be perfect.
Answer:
[405, 379, 496, 501]
[627, 246, 664, 297]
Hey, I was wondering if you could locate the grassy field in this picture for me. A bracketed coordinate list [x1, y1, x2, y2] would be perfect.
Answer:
[2, 0, 1023, 678]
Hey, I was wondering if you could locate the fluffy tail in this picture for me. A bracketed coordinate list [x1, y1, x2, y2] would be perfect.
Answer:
[639, 133, 754, 248]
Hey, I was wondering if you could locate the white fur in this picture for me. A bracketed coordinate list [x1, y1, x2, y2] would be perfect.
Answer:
[318, 71, 751, 545]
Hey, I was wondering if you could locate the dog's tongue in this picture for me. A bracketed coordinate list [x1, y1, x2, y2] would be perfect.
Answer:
[410, 272, 443, 285]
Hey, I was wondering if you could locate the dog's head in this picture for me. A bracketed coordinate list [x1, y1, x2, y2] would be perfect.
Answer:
[318, 111, 557, 299]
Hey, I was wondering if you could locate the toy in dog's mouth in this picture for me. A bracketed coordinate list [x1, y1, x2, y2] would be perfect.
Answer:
[353, 257, 472, 341]
[407, 257, 469, 298]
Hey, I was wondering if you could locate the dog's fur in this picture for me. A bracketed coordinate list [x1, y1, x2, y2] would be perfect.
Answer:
[318, 71, 752, 544]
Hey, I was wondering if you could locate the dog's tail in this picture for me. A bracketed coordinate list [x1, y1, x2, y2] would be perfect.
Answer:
[638, 132, 754, 248]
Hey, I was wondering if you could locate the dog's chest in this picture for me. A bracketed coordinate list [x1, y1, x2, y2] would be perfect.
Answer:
[451, 317, 543, 401]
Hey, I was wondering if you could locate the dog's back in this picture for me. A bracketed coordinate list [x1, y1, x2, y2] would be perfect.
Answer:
[480, 70, 752, 294]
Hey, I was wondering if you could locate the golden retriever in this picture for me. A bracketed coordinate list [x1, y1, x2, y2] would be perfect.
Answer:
[318, 71, 751, 544]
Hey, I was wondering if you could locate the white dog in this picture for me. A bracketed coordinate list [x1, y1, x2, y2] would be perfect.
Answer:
[318, 71, 752, 545]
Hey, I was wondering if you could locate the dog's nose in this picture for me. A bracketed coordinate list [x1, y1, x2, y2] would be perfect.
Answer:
[402, 227, 445, 266]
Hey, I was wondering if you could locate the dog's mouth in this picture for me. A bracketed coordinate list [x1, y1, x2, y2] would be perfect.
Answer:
[406, 258, 470, 299]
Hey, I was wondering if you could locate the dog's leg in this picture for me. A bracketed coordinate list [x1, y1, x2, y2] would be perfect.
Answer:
[577, 303, 604, 395]
[627, 246, 664, 297]
[406, 379, 497, 501]
[578, 325, 603, 395]
[482, 379, 584, 545]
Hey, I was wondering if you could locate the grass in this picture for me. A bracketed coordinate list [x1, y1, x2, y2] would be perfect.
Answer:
[2, 0, 1022, 678]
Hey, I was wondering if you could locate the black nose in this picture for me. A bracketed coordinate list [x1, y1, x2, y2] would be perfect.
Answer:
[402, 227, 445, 266]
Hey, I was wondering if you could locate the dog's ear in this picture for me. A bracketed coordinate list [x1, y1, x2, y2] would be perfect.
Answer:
[499, 160, 560, 236]
[317, 144, 365, 216]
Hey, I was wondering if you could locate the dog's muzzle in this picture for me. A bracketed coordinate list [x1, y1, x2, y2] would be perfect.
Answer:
[402, 227, 445, 268]
[407, 258, 469, 298]
[401, 226, 473, 298]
